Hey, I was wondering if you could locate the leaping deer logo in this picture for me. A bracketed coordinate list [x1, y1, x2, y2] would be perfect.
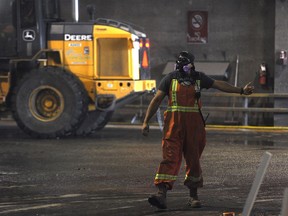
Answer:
[23, 30, 35, 41]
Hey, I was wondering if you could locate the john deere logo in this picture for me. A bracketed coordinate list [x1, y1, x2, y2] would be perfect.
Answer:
[23, 30, 36, 41]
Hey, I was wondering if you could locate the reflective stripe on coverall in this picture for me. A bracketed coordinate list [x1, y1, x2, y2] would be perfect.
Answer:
[154, 79, 206, 190]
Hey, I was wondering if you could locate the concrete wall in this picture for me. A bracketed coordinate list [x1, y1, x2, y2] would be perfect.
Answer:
[62, 0, 275, 86]
[60, 0, 280, 125]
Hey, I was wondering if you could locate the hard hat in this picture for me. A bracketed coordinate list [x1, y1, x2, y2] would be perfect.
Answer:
[176, 51, 195, 66]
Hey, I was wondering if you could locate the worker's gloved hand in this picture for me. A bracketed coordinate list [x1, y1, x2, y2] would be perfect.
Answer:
[142, 123, 149, 136]
[242, 82, 254, 95]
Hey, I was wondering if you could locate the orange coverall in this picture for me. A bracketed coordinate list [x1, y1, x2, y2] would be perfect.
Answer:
[154, 78, 206, 190]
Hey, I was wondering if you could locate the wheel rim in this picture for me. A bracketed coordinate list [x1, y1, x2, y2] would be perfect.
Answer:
[29, 86, 64, 122]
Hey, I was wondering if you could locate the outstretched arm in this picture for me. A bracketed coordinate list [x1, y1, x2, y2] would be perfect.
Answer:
[142, 90, 166, 136]
[212, 80, 254, 95]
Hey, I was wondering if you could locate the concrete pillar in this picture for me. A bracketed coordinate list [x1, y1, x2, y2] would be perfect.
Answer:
[274, 0, 288, 126]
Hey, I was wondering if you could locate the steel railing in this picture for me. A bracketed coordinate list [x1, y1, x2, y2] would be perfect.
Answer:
[201, 92, 288, 126]
[125, 92, 288, 126]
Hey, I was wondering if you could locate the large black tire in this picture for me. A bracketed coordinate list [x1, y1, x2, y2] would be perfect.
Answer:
[11, 67, 89, 138]
[75, 109, 114, 136]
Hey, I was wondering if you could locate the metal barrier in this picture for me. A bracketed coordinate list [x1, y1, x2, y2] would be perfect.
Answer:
[125, 92, 288, 126]
[201, 92, 288, 126]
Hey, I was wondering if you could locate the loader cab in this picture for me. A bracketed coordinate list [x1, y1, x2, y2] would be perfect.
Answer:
[0, 0, 60, 61]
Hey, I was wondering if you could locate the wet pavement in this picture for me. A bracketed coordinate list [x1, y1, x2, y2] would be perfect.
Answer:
[0, 120, 288, 216]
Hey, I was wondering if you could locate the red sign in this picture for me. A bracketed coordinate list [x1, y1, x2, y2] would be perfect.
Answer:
[187, 11, 208, 44]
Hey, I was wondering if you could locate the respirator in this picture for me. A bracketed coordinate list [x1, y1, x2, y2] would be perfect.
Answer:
[183, 65, 191, 73]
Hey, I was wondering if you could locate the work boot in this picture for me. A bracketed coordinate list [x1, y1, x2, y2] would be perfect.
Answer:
[187, 187, 201, 208]
[148, 183, 168, 209]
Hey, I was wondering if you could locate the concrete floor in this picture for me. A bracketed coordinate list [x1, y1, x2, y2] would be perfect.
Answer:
[0, 121, 287, 216]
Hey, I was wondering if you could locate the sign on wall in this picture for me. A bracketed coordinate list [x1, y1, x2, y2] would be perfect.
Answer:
[187, 11, 208, 44]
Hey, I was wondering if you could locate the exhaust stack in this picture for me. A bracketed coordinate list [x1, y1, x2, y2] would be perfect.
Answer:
[72, 0, 79, 22]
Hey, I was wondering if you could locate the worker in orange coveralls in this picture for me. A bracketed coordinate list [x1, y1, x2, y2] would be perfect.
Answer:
[142, 51, 254, 209]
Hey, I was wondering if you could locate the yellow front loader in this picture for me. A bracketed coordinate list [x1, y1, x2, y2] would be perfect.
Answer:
[0, 0, 155, 138]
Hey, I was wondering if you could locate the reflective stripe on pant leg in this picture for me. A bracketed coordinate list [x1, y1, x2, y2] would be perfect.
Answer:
[155, 174, 178, 181]
[184, 174, 203, 188]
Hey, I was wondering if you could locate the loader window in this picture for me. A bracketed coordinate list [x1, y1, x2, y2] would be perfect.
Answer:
[0, 0, 17, 57]
[42, 0, 60, 20]
[20, 0, 36, 28]
[97, 38, 129, 78]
